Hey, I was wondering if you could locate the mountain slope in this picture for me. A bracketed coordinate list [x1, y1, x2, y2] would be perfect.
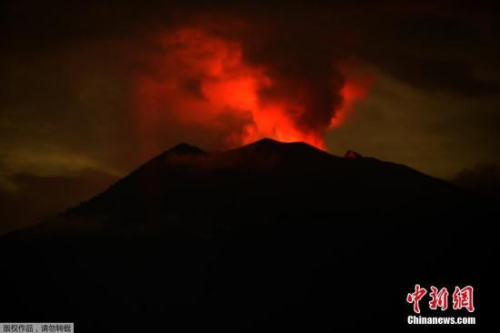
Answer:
[0, 139, 498, 331]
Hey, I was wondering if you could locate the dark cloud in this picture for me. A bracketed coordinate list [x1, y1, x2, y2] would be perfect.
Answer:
[3, 1, 498, 93]
[0, 169, 118, 235]
[239, 19, 346, 132]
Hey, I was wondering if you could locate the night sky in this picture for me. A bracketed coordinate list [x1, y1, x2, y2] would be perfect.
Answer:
[1, 0, 500, 234]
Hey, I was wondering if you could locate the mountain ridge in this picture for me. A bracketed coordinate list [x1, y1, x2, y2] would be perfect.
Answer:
[25, 139, 484, 236]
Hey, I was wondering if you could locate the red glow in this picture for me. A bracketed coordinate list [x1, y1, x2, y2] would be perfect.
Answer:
[134, 28, 371, 153]
[330, 66, 373, 128]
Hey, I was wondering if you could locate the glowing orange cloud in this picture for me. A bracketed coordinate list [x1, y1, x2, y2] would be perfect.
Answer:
[134, 28, 371, 153]
[330, 65, 373, 128]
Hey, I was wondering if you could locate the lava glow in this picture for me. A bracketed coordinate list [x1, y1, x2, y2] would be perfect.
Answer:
[329, 73, 373, 129]
[134, 28, 371, 152]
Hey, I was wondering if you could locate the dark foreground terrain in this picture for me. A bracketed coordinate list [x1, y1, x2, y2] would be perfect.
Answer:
[1, 139, 498, 331]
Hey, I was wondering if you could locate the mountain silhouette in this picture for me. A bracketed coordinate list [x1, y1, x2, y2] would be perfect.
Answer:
[1, 139, 498, 331]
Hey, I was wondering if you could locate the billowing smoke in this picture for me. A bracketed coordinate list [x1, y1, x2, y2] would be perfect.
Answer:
[133, 14, 372, 154]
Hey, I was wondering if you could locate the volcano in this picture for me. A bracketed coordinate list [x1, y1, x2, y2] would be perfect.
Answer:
[0, 139, 498, 331]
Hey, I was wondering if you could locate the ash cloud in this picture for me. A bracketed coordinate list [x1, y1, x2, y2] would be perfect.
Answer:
[1, 1, 499, 154]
